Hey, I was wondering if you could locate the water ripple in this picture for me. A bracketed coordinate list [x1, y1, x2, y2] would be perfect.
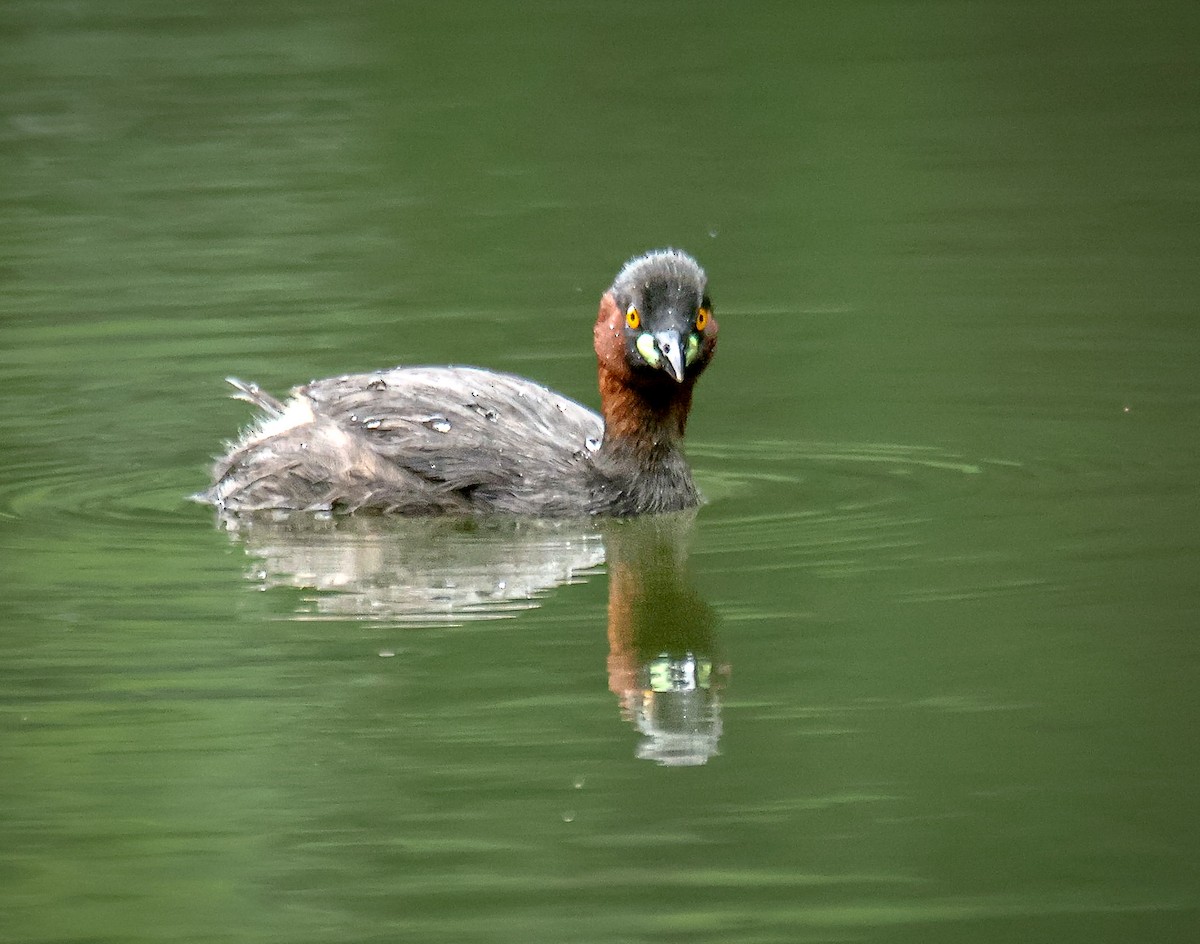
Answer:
[0, 461, 192, 529]
[693, 438, 1003, 576]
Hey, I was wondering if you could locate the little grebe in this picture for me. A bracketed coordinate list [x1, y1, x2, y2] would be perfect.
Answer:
[204, 248, 718, 516]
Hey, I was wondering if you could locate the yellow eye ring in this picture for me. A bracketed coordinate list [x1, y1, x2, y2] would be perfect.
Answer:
[696, 307, 710, 331]
[625, 306, 641, 330]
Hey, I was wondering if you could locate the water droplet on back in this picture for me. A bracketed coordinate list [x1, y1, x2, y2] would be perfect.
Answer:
[424, 415, 452, 433]
[585, 436, 601, 452]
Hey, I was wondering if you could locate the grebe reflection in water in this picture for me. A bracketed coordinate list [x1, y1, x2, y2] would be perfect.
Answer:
[221, 511, 726, 765]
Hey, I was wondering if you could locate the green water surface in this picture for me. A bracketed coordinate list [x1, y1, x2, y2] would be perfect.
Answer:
[2, 2, 1198, 942]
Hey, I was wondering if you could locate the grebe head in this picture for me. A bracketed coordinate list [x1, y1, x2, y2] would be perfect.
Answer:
[595, 249, 718, 388]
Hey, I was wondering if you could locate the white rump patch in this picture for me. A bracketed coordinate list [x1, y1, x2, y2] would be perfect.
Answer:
[241, 396, 315, 447]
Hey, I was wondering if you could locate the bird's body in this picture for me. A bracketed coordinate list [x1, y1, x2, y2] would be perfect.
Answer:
[203, 249, 718, 517]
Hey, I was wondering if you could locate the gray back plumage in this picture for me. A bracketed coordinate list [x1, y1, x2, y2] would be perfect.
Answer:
[210, 367, 605, 515]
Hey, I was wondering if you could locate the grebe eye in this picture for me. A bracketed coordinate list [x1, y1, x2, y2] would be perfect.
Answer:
[695, 307, 710, 331]
[625, 306, 641, 330]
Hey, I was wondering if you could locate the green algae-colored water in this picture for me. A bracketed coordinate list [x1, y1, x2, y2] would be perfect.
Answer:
[3, 2, 1199, 941]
